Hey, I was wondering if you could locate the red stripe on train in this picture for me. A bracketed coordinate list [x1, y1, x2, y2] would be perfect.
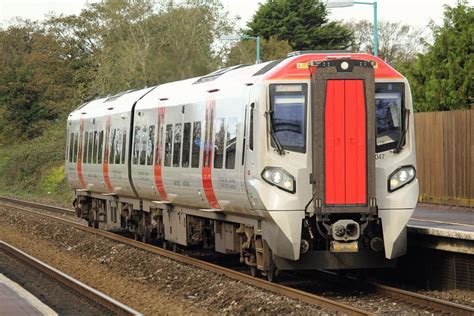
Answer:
[154, 107, 168, 200]
[202, 96, 220, 209]
[103, 115, 114, 192]
[77, 117, 87, 189]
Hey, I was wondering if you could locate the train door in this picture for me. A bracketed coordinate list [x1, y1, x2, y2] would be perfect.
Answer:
[311, 59, 376, 214]
[242, 84, 258, 210]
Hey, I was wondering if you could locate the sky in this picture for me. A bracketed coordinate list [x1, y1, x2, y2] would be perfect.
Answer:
[0, 0, 470, 29]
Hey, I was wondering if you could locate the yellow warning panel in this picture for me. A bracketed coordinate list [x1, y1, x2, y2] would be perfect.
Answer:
[296, 63, 308, 69]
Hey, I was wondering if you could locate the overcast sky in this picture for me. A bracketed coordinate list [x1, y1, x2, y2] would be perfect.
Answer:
[0, 0, 470, 29]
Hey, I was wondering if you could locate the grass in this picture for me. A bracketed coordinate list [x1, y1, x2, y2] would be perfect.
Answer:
[0, 120, 71, 205]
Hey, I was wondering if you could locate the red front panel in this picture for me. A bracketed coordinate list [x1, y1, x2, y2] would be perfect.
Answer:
[325, 80, 366, 205]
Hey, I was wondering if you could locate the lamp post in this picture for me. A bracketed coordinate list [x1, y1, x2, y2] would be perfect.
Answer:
[326, 0, 378, 57]
[220, 34, 261, 64]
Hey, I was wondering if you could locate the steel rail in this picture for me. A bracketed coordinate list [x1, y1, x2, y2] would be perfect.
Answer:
[371, 283, 474, 316]
[0, 240, 141, 316]
[0, 200, 371, 316]
[0, 196, 74, 215]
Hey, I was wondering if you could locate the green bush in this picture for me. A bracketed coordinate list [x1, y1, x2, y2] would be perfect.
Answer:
[0, 120, 70, 203]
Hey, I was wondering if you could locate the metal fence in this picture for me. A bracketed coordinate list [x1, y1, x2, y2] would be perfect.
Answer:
[414, 109, 473, 206]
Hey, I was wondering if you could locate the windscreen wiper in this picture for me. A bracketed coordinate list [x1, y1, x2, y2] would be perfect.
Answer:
[265, 110, 285, 155]
[394, 108, 410, 154]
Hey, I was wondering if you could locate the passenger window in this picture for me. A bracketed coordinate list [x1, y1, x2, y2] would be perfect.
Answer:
[110, 129, 116, 164]
[140, 126, 147, 165]
[98, 131, 104, 164]
[249, 105, 254, 151]
[121, 129, 127, 164]
[73, 133, 78, 163]
[68, 133, 74, 162]
[173, 123, 182, 167]
[164, 124, 173, 167]
[242, 107, 248, 165]
[214, 118, 225, 169]
[155, 123, 163, 166]
[83, 132, 89, 163]
[191, 121, 201, 168]
[115, 129, 122, 164]
[93, 131, 98, 164]
[133, 126, 140, 164]
[225, 117, 238, 169]
[147, 126, 155, 165]
[88, 131, 93, 163]
[181, 122, 191, 167]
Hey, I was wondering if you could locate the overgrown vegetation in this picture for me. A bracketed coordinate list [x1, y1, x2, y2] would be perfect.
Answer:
[0, 0, 472, 204]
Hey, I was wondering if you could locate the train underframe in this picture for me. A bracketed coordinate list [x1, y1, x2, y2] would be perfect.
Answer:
[74, 192, 395, 282]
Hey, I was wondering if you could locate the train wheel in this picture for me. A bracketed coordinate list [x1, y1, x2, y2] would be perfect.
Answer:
[249, 254, 258, 277]
[172, 243, 179, 253]
[162, 240, 169, 250]
[265, 267, 278, 283]
[141, 227, 151, 244]
[250, 265, 258, 277]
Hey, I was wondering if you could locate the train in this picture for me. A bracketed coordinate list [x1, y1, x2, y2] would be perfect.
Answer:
[66, 52, 419, 281]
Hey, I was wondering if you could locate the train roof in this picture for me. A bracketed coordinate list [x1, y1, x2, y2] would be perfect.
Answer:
[68, 53, 404, 121]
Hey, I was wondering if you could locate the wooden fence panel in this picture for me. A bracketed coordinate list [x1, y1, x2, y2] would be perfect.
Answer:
[414, 109, 474, 206]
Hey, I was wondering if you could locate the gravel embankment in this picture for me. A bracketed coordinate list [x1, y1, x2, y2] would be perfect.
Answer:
[0, 207, 330, 315]
[1, 206, 472, 314]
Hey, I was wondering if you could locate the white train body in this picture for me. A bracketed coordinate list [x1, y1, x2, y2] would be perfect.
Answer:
[66, 53, 419, 274]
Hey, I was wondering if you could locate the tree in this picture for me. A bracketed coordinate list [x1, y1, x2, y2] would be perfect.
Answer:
[403, 1, 473, 112]
[225, 37, 292, 66]
[246, 0, 352, 51]
[347, 20, 426, 66]
[0, 22, 77, 141]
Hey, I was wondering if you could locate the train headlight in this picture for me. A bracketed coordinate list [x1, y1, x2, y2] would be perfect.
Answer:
[261, 167, 296, 193]
[388, 165, 416, 192]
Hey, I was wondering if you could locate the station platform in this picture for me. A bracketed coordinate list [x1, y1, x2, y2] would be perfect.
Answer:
[0, 274, 57, 316]
[408, 204, 473, 254]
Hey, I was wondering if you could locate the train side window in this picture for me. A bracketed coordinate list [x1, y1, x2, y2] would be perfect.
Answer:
[140, 126, 147, 165]
[121, 129, 127, 164]
[133, 126, 140, 164]
[155, 123, 162, 166]
[88, 131, 93, 163]
[83, 131, 89, 163]
[147, 126, 155, 165]
[73, 133, 79, 163]
[173, 123, 182, 167]
[249, 104, 254, 151]
[115, 129, 122, 164]
[191, 121, 201, 168]
[69, 133, 74, 162]
[98, 131, 104, 164]
[110, 129, 116, 164]
[181, 122, 191, 167]
[214, 118, 225, 169]
[164, 124, 173, 167]
[92, 131, 98, 164]
[242, 107, 248, 165]
[225, 117, 238, 169]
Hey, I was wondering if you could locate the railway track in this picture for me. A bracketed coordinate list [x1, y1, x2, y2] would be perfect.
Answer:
[1, 196, 473, 315]
[0, 240, 140, 316]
